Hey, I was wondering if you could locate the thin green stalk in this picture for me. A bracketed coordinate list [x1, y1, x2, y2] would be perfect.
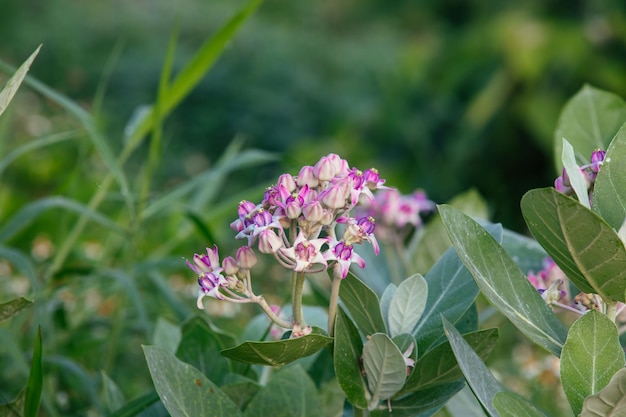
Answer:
[291, 271, 306, 326]
[327, 266, 342, 337]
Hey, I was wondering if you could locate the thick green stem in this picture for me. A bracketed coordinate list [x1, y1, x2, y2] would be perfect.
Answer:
[254, 295, 293, 329]
[327, 266, 342, 337]
[291, 271, 307, 326]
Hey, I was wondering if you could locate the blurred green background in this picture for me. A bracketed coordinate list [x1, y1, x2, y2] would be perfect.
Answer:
[4, 0, 626, 230]
[1, 0, 626, 415]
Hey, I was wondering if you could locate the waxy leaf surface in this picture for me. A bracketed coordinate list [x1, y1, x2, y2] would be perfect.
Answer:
[362, 333, 407, 410]
[522, 187, 626, 302]
[144, 345, 244, 417]
[594, 123, 626, 230]
[220, 327, 332, 366]
[560, 310, 624, 416]
[371, 381, 464, 417]
[340, 273, 387, 336]
[554, 84, 626, 170]
[440, 205, 567, 356]
[388, 274, 428, 337]
[580, 368, 626, 417]
[442, 318, 502, 417]
[334, 309, 369, 409]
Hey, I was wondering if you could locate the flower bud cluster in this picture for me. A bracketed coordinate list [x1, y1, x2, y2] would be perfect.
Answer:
[554, 149, 606, 204]
[188, 153, 389, 307]
[356, 188, 436, 243]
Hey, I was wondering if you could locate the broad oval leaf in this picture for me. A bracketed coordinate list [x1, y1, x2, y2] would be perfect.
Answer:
[334, 308, 369, 409]
[339, 273, 387, 336]
[560, 310, 624, 416]
[176, 316, 232, 385]
[493, 391, 550, 417]
[143, 345, 244, 417]
[594, 122, 626, 230]
[244, 365, 321, 417]
[554, 84, 626, 171]
[439, 204, 567, 356]
[388, 274, 428, 337]
[220, 327, 332, 366]
[380, 284, 397, 333]
[442, 318, 502, 417]
[399, 328, 498, 395]
[362, 333, 407, 410]
[522, 188, 626, 302]
[581, 368, 626, 417]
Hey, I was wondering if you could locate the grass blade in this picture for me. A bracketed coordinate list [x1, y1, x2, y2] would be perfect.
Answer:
[0, 45, 41, 117]
[23, 326, 43, 417]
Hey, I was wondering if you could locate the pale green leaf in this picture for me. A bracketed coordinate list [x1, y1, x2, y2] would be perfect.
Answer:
[362, 333, 407, 409]
[440, 205, 567, 356]
[562, 138, 591, 208]
[594, 122, 626, 230]
[0, 45, 40, 117]
[560, 310, 624, 415]
[580, 368, 626, 417]
[152, 317, 182, 354]
[101, 372, 126, 414]
[143, 345, 244, 417]
[554, 84, 626, 171]
[522, 188, 626, 302]
[388, 274, 428, 337]
[371, 381, 464, 417]
[442, 318, 502, 417]
[334, 308, 369, 410]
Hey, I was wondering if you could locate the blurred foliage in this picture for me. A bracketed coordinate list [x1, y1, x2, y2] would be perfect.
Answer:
[3, 0, 626, 230]
[1, 0, 626, 415]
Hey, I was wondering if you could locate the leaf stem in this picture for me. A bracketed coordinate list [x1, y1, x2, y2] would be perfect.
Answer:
[253, 295, 293, 329]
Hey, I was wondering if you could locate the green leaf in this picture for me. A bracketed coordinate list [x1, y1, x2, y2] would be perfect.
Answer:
[152, 317, 182, 354]
[560, 310, 624, 415]
[143, 345, 244, 417]
[23, 326, 42, 417]
[501, 229, 547, 275]
[388, 274, 428, 337]
[440, 204, 567, 356]
[362, 333, 408, 410]
[442, 318, 502, 417]
[101, 372, 126, 414]
[493, 391, 550, 417]
[220, 380, 260, 411]
[0, 297, 32, 322]
[339, 273, 387, 336]
[580, 368, 626, 417]
[522, 188, 626, 302]
[562, 138, 591, 208]
[243, 365, 321, 417]
[371, 381, 464, 417]
[411, 189, 489, 274]
[554, 84, 626, 171]
[0, 45, 40, 117]
[109, 391, 160, 417]
[400, 328, 498, 395]
[0, 389, 25, 417]
[380, 284, 397, 333]
[413, 242, 484, 353]
[175, 316, 232, 385]
[220, 327, 332, 366]
[594, 123, 626, 230]
[0, 196, 125, 243]
[333, 308, 369, 409]
[445, 385, 489, 417]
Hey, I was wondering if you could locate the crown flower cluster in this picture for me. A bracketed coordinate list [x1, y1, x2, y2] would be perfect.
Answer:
[187, 153, 389, 332]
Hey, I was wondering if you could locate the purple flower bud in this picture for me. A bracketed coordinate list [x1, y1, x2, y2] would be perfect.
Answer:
[297, 165, 319, 188]
[313, 156, 336, 181]
[303, 201, 324, 222]
[222, 256, 239, 275]
[590, 149, 606, 173]
[238, 200, 256, 218]
[285, 201, 302, 219]
[258, 229, 283, 253]
[253, 209, 274, 228]
[277, 174, 297, 192]
[320, 184, 347, 209]
[236, 246, 257, 269]
[357, 216, 376, 235]
[326, 153, 350, 177]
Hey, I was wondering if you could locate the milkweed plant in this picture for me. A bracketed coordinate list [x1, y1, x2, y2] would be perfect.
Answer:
[2, 8, 626, 417]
